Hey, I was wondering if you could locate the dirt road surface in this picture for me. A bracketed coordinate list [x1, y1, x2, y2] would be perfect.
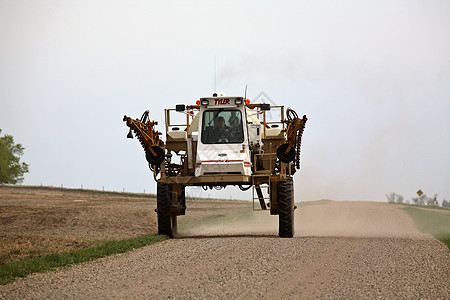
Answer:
[1, 190, 449, 299]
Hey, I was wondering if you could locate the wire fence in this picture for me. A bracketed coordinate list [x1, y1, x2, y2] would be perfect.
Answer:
[3, 183, 155, 197]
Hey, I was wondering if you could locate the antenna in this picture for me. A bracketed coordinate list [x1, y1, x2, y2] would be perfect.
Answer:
[244, 84, 248, 99]
[214, 55, 217, 93]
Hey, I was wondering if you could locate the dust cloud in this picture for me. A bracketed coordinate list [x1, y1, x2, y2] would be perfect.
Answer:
[178, 210, 279, 237]
[178, 201, 431, 239]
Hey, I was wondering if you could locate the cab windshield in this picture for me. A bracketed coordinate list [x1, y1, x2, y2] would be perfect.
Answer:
[201, 109, 244, 144]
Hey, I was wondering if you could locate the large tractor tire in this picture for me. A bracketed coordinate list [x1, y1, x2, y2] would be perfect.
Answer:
[157, 183, 174, 238]
[278, 178, 294, 238]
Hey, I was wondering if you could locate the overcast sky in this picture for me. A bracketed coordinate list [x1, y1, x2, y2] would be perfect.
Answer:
[1, 0, 449, 202]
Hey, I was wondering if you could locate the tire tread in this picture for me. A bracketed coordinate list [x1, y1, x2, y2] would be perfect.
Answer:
[278, 178, 294, 238]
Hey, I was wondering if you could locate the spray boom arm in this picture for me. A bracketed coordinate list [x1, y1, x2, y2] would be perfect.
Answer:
[123, 110, 165, 166]
[276, 108, 308, 168]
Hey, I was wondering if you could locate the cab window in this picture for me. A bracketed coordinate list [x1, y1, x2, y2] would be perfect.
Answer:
[201, 110, 244, 144]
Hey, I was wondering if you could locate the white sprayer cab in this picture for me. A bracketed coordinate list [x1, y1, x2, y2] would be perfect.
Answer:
[194, 97, 261, 176]
[124, 92, 307, 239]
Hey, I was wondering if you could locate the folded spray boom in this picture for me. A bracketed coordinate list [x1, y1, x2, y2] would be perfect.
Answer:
[123, 110, 165, 166]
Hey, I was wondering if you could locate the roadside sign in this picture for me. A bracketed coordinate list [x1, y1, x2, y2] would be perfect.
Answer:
[417, 189, 423, 196]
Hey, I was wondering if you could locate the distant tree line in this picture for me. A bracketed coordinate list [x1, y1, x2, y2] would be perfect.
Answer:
[386, 192, 448, 207]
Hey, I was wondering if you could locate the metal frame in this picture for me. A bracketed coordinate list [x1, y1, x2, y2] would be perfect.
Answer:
[125, 103, 301, 218]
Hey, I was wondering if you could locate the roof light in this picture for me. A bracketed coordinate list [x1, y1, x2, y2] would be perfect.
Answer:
[235, 98, 243, 105]
[245, 99, 250, 105]
[196, 100, 200, 105]
[200, 99, 209, 106]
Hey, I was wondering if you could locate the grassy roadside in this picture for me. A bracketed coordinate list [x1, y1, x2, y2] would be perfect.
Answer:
[403, 206, 450, 250]
[0, 235, 102, 264]
[0, 234, 168, 285]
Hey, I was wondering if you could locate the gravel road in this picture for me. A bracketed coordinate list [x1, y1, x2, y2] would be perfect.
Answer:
[1, 201, 449, 299]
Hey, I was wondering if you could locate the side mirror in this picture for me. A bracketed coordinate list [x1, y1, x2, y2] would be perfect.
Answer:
[175, 104, 185, 112]
[260, 103, 271, 111]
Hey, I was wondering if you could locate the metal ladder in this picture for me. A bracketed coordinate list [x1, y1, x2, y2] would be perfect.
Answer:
[252, 174, 271, 211]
